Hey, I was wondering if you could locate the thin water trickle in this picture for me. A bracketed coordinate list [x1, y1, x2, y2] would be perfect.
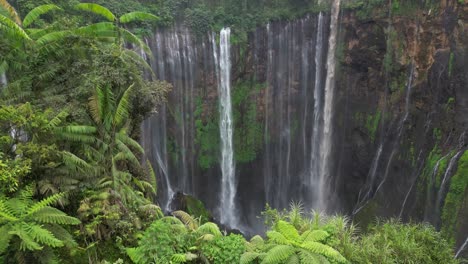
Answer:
[455, 237, 468, 259]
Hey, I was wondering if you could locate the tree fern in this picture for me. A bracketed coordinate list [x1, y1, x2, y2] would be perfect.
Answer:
[172, 210, 199, 231]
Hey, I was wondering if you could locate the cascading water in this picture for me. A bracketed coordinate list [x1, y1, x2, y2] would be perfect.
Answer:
[308, 12, 325, 207]
[353, 62, 415, 215]
[216, 28, 238, 227]
[423, 153, 450, 222]
[317, 0, 341, 211]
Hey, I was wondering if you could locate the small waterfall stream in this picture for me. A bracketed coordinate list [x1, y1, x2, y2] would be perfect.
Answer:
[216, 28, 238, 227]
[455, 237, 468, 259]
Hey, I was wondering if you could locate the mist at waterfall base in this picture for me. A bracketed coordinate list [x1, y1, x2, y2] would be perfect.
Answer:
[139, 0, 465, 236]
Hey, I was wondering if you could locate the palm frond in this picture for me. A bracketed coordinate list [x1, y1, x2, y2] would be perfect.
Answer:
[116, 132, 144, 153]
[23, 4, 62, 28]
[119, 12, 159, 23]
[35, 30, 71, 46]
[74, 3, 115, 22]
[113, 83, 134, 127]
[0, 14, 30, 40]
[0, 0, 20, 25]
[75, 22, 117, 39]
[119, 28, 151, 56]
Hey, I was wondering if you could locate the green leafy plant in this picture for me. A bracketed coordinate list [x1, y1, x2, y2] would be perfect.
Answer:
[0, 185, 80, 263]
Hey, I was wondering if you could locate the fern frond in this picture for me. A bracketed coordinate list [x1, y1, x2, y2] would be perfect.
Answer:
[74, 3, 115, 22]
[26, 193, 65, 216]
[300, 242, 347, 263]
[62, 151, 92, 173]
[196, 222, 221, 237]
[285, 254, 300, 264]
[47, 110, 68, 129]
[172, 210, 198, 231]
[45, 224, 77, 248]
[0, 224, 13, 253]
[262, 245, 295, 264]
[10, 224, 42, 251]
[32, 207, 80, 225]
[145, 161, 157, 196]
[113, 83, 133, 127]
[119, 12, 159, 23]
[171, 253, 187, 263]
[240, 252, 261, 264]
[25, 223, 63, 248]
[298, 249, 328, 264]
[275, 221, 300, 242]
[266, 231, 291, 246]
[116, 132, 144, 153]
[23, 4, 62, 28]
[300, 230, 329, 243]
[0, 199, 19, 222]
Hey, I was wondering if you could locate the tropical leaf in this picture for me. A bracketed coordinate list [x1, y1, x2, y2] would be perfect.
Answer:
[75, 22, 117, 39]
[116, 132, 144, 153]
[47, 110, 68, 129]
[10, 225, 43, 251]
[0, 14, 30, 40]
[119, 28, 151, 55]
[35, 30, 71, 47]
[0, 0, 20, 25]
[119, 12, 159, 23]
[145, 161, 157, 196]
[74, 3, 115, 22]
[23, 4, 62, 28]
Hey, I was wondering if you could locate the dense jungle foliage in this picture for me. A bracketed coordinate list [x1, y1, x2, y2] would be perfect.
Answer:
[0, 0, 466, 263]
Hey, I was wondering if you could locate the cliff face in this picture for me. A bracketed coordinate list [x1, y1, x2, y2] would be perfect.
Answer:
[141, 0, 468, 244]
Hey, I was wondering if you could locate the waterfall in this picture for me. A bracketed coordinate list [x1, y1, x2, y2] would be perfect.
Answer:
[216, 28, 238, 227]
[434, 150, 464, 225]
[309, 12, 325, 206]
[455, 237, 468, 259]
[354, 63, 415, 215]
[317, 0, 341, 211]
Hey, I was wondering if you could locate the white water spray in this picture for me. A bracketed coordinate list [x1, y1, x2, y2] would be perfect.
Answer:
[216, 28, 238, 227]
